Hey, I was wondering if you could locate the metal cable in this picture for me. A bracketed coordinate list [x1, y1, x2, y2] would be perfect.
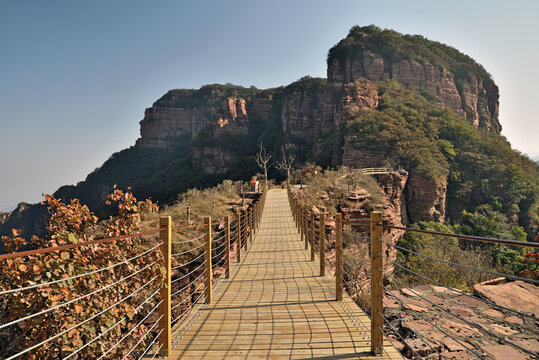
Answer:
[378, 317, 425, 360]
[381, 237, 539, 285]
[171, 261, 205, 284]
[343, 256, 369, 269]
[171, 288, 205, 326]
[97, 300, 163, 360]
[148, 343, 163, 360]
[171, 242, 205, 257]
[0, 262, 156, 331]
[171, 271, 204, 297]
[171, 235, 203, 245]
[63, 286, 161, 360]
[121, 318, 163, 360]
[0, 242, 162, 296]
[171, 252, 204, 270]
[171, 281, 204, 311]
[136, 328, 163, 360]
[341, 264, 370, 281]
[379, 287, 485, 360]
[342, 231, 368, 240]
[382, 254, 539, 322]
[212, 246, 227, 262]
[172, 232, 205, 243]
[380, 264, 536, 357]
[8, 275, 159, 360]
[379, 309, 446, 359]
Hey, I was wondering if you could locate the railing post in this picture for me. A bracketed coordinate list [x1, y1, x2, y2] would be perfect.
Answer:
[204, 216, 212, 304]
[253, 205, 257, 234]
[310, 211, 315, 261]
[158, 216, 172, 357]
[336, 213, 343, 301]
[296, 201, 301, 233]
[249, 208, 254, 243]
[304, 205, 308, 250]
[237, 212, 242, 262]
[370, 211, 383, 355]
[243, 210, 248, 250]
[319, 210, 325, 277]
[225, 215, 230, 278]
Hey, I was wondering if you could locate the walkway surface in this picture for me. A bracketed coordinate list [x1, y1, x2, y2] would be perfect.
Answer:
[169, 189, 403, 359]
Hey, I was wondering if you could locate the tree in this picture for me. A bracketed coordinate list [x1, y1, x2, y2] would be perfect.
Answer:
[255, 142, 272, 189]
[275, 145, 295, 184]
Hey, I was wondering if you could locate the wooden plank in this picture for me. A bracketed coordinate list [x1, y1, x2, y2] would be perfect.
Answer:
[164, 190, 402, 360]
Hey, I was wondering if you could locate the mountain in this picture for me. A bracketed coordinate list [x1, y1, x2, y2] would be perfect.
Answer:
[1, 25, 537, 245]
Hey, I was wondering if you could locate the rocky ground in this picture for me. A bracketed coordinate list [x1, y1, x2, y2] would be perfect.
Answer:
[383, 281, 539, 359]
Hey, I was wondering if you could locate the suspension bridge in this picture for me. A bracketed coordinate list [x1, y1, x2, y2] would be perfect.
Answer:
[0, 185, 537, 359]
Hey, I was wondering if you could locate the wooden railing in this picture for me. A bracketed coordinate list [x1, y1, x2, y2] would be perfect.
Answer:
[0, 188, 267, 359]
[287, 184, 539, 358]
[355, 167, 394, 175]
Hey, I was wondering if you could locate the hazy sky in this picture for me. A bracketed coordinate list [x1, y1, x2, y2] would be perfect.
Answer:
[1, 0, 538, 211]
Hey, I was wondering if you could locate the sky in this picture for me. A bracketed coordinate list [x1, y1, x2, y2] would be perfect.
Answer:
[1, 0, 538, 212]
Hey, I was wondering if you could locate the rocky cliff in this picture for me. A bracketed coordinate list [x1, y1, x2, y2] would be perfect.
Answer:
[327, 25, 501, 133]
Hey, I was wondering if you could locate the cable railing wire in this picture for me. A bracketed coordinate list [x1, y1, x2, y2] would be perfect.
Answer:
[171, 261, 206, 284]
[379, 284, 486, 360]
[171, 242, 205, 257]
[121, 316, 163, 360]
[0, 242, 162, 295]
[7, 274, 159, 360]
[380, 264, 536, 357]
[172, 251, 204, 270]
[381, 252, 539, 322]
[172, 233, 205, 245]
[97, 299, 163, 360]
[171, 270, 204, 298]
[0, 262, 156, 331]
[171, 281, 204, 311]
[63, 286, 161, 360]
[137, 328, 163, 359]
[380, 237, 539, 285]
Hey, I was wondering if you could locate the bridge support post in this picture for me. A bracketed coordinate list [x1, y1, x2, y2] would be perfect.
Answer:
[237, 212, 242, 262]
[336, 213, 343, 301]
[319, 211, 325, 276]
[225, 215, 230, 278]
[310, 212, 315, 261]
[158, 216, 172, 357]
[370, 211, 383, 355]
[204, 216, 213, 304]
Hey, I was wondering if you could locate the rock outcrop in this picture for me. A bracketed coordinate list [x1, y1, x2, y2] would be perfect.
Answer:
[327, 26, 501, 133]
[405, 172, 446, 223]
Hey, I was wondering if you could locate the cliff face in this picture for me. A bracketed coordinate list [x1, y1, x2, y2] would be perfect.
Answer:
[327, 26, 501, 133]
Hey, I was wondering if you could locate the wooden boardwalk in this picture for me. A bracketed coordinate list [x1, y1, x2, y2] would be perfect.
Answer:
[169, 189, 402, 359]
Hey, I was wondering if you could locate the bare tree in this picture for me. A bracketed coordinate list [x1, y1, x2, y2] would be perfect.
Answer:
[275, 145, 295, 184]
[255, 142, 272, 189]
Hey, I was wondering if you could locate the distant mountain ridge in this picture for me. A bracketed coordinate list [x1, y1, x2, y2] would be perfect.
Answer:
[1, 25, 537, 246]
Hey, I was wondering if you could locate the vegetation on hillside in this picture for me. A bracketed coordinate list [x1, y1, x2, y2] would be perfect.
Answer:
[328, 25, 494, 87]
[344, 80, 539, 239]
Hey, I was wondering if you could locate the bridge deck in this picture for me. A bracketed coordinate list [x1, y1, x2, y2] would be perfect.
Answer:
[168, 189, 402, 359]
